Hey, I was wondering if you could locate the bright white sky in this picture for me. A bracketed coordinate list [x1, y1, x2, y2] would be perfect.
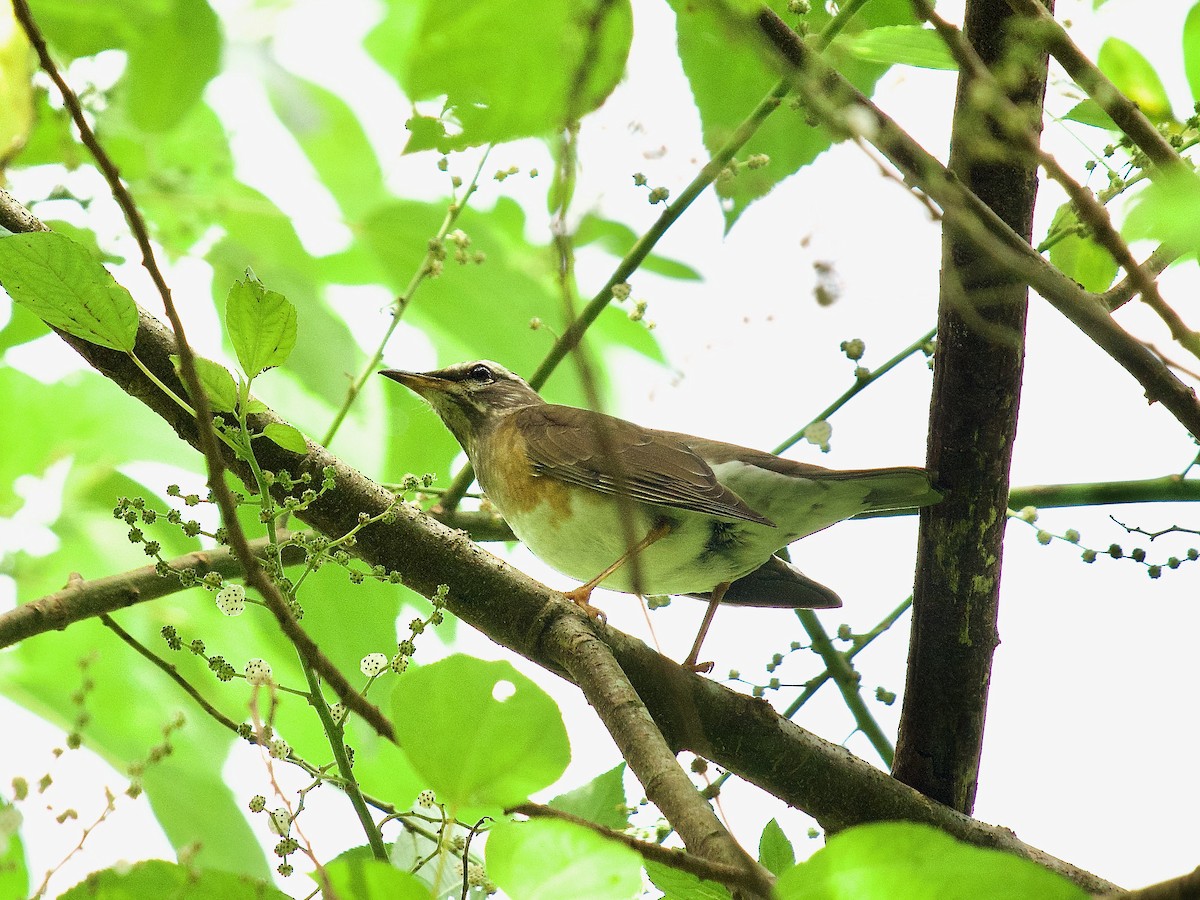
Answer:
[4, 0, 1200, 896]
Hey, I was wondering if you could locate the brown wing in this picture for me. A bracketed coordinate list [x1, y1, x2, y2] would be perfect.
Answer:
[513, 405, 775, 526]
[673, 435, 942, 512]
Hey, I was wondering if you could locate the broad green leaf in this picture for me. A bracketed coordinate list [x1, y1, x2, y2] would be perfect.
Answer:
[1062, 100, 1117, 130]
[261, 422, 308, 454]
[836, 26, 957, 71]
[392, 655, 570, 811]
[26, 0, 220, 131]
[575, 215, 702, 281]
[0, 367, 196, 516]
[0, 300, 50, 351]
[487, 818, 641, 900]
[1097, 38, 1173, 122]
[173, 354, 238, 413]
[370, 0, 633, 150]
[668, 0, 919, 230]
[122, 0, 221, 132]
[0, 232, 138, 351]
[644, 859, 732, 899]
[758, 818, 795, 877]
[548, 763, 628, 830]
[1185, 2, 1200, 103]
[0, 799, 28, 900]
[1045, 203, 1118, 292]
[1124, 169, 1200, 257]
[0, 5, 34, 162]
[774, 822, 1087, 899]
[266, 70, 387, 221]
[59, 859, 289, 899]
[225, 275, 298, 379]
[320, 857, 430, 900]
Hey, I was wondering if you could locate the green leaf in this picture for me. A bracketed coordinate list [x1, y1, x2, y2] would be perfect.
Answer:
[774, 822, 1088, 899]
[225, 274, 298, 379]
[59, 859, 290, 899]
[261, 422, 308, 454]
[486, 818, 642, 900]
[836, 26, 957, 71]
[1062, 100, 1118, 130]
[1045, 203, 1118, 292]
[122, 0, 221, 132]
[25, 0, 220, 131]
[644, 859, 732, 899]
[370, 0, 633, 150]
[392, 655, 570, 812]
[1124, 169, 1200, 258]
[0, 300, 50, 351]
[265, 70, 387, 220]
[172, 354, 238, 413]
[548, 764, 628, 830]
[0, 798, 29, 900]
[0, 232, 138, 351]
[1097, 38, 1173, 122]
[0, 9, 35, 162]
[667, 0, 919, 230]
[575, 215, 702, 281]
[1184, 2, 1200, 103]
[320, 857, 430, 900]
[758, 818, 795, 877]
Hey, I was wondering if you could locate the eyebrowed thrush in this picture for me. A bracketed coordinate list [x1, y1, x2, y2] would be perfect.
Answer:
[381, 360, 939, 669]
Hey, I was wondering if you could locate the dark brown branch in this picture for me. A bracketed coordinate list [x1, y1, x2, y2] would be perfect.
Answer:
[1002, 0, 1185, 175]
[893, 0, 1048, 814]
[0, 538, 301, 650]
[749, 7, 1200, 440]
[30, 293, 1114, 891]
[1099, 866, 1200, 900]
[543, 615, 772, 897]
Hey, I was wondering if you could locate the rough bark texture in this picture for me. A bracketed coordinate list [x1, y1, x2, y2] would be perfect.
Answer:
[892, 0, 1051, 812]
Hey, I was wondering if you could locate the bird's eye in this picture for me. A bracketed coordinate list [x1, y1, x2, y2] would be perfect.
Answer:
[467, 364, 494, 384]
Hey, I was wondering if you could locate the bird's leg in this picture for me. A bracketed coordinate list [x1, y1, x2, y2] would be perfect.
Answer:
[563, 520, 673, 620]
[682, 581, 729, 674]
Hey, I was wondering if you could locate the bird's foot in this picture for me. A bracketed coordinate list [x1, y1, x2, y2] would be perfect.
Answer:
[563, 585, 607, 624]
[682, 653, 714, 675]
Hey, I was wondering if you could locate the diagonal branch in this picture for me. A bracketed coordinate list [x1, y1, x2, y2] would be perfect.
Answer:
[745, 7, 1200, 439]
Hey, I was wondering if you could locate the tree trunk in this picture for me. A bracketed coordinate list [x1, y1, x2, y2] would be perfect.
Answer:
[892, 0, 1052, 813]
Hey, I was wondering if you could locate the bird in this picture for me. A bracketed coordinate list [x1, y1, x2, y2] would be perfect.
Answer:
[381, 360, 939, 670]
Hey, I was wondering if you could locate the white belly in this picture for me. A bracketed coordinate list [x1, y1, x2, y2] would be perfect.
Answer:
[501, 487, 783, 596]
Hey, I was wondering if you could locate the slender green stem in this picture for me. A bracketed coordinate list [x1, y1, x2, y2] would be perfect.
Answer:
[784, 597, 911, 721]
[773, 327, 936, 455]
[708, 594, 911, 797]
[813, 0, 872, 50]
[298, 661, 388, 860]
[320, 148, 492, 449]
[795, 608, 894, 766]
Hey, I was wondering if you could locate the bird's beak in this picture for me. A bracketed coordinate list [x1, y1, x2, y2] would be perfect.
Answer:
[379, 369, 445, 398]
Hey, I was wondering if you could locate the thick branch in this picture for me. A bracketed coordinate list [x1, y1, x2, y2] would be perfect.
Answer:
[893, 0, 1048, 814]
[27, 296, 1115, 891]
[544, 615, 772, 896]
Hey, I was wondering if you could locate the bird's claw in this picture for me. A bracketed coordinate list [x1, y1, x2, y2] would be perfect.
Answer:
[562, 587, 607, 624]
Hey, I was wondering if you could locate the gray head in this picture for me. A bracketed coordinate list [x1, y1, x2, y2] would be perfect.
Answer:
[379, 360, 543, 455]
